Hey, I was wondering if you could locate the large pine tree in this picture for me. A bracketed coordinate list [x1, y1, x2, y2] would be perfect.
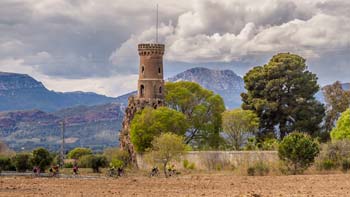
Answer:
[241, 53, 325, 140]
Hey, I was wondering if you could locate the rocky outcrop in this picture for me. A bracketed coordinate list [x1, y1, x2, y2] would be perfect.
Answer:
[119, 96, 164, 167]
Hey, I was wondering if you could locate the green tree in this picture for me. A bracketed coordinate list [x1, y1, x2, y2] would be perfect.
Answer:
[77, 154, 108, 173]
[241, 53, 325, 139]
[330, 109, 350, 141]
[12, 153, 32, 172]
[130, 107, 188, 152]
[30, 147, 53, 171]
[67, 147, 92, 160]
[278, 132, 320, 174]
[145, 133, 187, 178]
[222, 109, 259, 150]
[323, 81, 350, 133]
[165, 81, 225, 148]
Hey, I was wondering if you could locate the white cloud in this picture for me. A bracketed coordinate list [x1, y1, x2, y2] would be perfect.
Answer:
[0, 0, 349, 96]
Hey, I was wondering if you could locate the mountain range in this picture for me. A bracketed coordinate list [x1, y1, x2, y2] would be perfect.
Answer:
[0, 68, 348, 152]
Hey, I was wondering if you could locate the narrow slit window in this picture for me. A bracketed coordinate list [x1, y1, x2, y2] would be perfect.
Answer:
[140, 85, 145, 97]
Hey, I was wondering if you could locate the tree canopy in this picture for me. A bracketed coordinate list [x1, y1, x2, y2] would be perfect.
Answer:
[67, 147, 92, 160]
[330, 109, 350, 141]
[241, 53, 325, 140]
[130, 107, 188, 153]
[165, 81, 225, 148]
[323, 81, 350, 132]
[222, 109, 259, 150]
[145, 133, 187, 177]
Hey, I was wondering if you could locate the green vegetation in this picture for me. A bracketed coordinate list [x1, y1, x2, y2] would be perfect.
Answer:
[103, 147, 129, 168]
[323, 81, 350, 135]
[247, 161, 270, 176]
[145, 133, 187, 177]
[316, 140, 350, 171]
[165, 81, 225, 148]
[330, 109, 350, 141]
[78, 154, 108, 173]
[278, 132, 320, 174]
[67, 147, 92, 160]
[130, 107, 188, 152]
[30, 147, 52, 172]
[222, 109, 259, 150]
[241, 53, 324, 140]
[12, 153, 32, 172]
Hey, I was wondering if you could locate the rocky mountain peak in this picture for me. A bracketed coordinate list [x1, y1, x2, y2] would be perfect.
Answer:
[0, 72, 45, 91]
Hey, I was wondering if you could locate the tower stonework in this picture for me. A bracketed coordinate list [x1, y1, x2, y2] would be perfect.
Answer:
[119, 43, 165, 166]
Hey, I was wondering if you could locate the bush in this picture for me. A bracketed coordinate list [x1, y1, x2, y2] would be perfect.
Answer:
[30, 147, 52, 172]
[78, 154, 107, 173]
[342, 159, 350, 172]
[103, 148, 130, 166]
[90, 155, 108, 173]
[78, 155, 93, 168]
[64, 162, 74, 168]
[330, 109, 350, 141]
[183, 159, 195, 170]
[260, 139, 279, 150]
[247, 162, 270, 176]
[0, 156, 15, 172]
[316, 140, 350, 171]
[12, 153, 32, 172]
[109, 159, 124, 169]
[278, 132, 320, 175]
[67, 147, 92, 160]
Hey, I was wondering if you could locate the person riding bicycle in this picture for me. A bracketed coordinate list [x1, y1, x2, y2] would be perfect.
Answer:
[150, 166, 159, 177]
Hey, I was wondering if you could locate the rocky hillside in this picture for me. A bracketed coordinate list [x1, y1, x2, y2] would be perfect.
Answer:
[0, 103, 123, 152]
[0, 72, 116, 112]
[168, 67, 245, 109]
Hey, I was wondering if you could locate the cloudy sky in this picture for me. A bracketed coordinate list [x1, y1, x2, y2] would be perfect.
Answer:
[0, 0, 349, 96]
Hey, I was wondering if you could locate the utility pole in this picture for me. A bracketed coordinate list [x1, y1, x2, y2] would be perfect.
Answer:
[60, 120, 66, 167]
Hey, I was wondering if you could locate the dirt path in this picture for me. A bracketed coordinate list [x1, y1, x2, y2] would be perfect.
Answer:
[1, 173, 350, 196]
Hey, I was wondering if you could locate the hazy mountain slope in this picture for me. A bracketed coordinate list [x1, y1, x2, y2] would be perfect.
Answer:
[0, 103, 123, 152]
[168, 67, 245, 109]
[0, 72, 116, 112]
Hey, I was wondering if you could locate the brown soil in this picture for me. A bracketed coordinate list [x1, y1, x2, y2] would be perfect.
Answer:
[1, 173, 350, 196]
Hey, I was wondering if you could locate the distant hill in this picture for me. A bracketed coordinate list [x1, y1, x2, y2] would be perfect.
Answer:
[0, 103, 123, 152]
[168, 67, 245, 109]
[0, 72, 117, 112]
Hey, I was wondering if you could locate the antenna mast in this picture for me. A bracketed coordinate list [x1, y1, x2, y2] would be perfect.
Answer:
[156, 4, 159, 43]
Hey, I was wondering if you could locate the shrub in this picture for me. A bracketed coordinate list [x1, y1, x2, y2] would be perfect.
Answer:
[90, 155, 108, 173]
[278, 132, 320, 175]
[260, 139, 279, 150]
[330, 109, 350, 141]
[0, 156, 15, 172]
[64, 162, 74, 168]
[12, 153, 32, 172]
[30, 147, 52, 172]
[145, 133, 187, 177]
[342, 159, 350, 172]
[183, 159, 195, 170]
[67, 147, 92, 160]
[78, 155, 93, 168]
[316, 140, 350, 171]
[247, 162, 270, 176]
[109, 159, 124, 169]
[78, 154, 107, 173]
[103, 147, 130, 166]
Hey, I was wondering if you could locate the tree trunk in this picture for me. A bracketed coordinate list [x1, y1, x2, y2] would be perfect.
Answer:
[163, 162, 168, 178]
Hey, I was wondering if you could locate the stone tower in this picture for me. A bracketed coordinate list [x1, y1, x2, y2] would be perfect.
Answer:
[137, 43, 165, 102]
[119, 43, 165, 166]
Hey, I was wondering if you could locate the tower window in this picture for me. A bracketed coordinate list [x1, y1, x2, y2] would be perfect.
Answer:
[142, 66, 145, 75]
[140, 85, 145, 97]
[158, 67, 161, 74]
[159, 86, 162, 94]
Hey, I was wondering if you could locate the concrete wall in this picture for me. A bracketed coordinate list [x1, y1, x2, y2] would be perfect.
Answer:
[137, 151, 278, 170]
